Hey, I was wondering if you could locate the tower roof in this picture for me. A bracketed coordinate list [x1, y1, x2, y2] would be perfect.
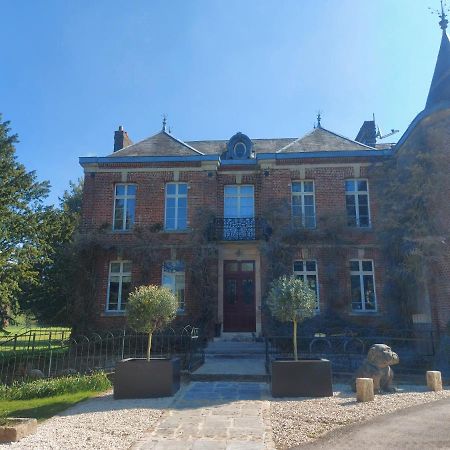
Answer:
[425, 10, 450, 109]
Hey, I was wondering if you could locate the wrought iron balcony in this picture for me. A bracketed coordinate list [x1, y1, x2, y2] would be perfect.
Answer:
[208, 217, 271, 241]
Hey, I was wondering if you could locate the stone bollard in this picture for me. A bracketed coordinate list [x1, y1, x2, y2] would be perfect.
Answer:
[356, 377, 374, 402]
[426, 371, 443, 391]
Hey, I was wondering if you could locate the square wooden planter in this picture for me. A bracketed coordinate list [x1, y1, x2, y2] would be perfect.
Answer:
[114, 357, 180, 399]
[271, 358, 333, 398]
[0, 418, 37, 442]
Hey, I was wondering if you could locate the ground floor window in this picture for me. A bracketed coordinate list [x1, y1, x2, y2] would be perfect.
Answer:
[350, 260, 377, 312]
[107, 261, 132, 311]
[162, 261, 185, 312]
[293, 260, 319, 311]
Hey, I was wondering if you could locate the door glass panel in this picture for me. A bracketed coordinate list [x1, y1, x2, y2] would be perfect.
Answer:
[225, 280, 237, 304]
[225, 262, 239, 272]
[240, 262, 254, 272]
[242, 279, 254, 305]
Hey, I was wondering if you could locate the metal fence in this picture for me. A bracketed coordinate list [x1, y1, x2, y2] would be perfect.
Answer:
[0, 326, 205, 385]
[0, 328, 70, 352]
[265, 329, 436, 376]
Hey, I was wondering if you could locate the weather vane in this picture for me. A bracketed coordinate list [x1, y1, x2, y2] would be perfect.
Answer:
[316, 111, 322, 129]
[162, 114, 167, 131]
[429, 0, 449, 31]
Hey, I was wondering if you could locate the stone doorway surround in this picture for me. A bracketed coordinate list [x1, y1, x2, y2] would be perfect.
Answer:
[217, 243, 262, 336]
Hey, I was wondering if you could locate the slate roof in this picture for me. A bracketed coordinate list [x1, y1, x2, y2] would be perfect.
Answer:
[185, 138, 296, 155]
[107, 126, 380, 158]
[276, 127, 375, 153]
[108, 131, 204, 157]
[426, 30, 450, 110]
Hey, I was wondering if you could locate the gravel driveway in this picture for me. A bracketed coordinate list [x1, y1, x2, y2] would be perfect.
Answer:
[270, 384, 450, 449]
[1, 383, 448, 449]
[0, 391, 172, 450]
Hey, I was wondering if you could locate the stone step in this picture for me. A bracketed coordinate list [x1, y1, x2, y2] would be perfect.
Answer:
[205, 342, 266, 355]
[215, 332, 257, 342]
[191, 357, 268, 383]
[205, 353, 266, 359]
[189, 372, 269, 382]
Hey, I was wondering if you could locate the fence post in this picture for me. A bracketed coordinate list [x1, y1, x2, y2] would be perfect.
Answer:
[31, 334, 36, 352]
[121, 329, 125, 360]
[48, 350, 53, 378]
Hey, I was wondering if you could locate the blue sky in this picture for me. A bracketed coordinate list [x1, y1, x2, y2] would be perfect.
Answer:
[0, 0, 445, 205]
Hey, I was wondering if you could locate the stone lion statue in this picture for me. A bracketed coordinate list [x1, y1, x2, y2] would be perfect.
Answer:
[352, 344, 399, 393]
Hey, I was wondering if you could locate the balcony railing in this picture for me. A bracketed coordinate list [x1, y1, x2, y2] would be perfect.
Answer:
[208, 217, 270, 241]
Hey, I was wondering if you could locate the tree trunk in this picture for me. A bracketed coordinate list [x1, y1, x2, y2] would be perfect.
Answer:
[293, 319, 298, 361]
[147, 332, 153, 361]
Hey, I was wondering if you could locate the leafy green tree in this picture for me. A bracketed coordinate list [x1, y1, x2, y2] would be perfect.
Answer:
[18, 179, 83, 324]
[126, 285, 178, 360]
[0, 116, 50, 326]
[267, 275, 316, 360]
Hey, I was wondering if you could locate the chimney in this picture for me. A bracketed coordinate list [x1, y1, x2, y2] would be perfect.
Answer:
[114, 125, 133, 152]
[355, 120, 377, 147]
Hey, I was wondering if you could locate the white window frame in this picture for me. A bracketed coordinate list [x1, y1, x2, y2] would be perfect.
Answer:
[291, 181, 316, 228]
[162, 261, 186, 312]
[293, 260, 320, 311]
[350, 259, 377, 312]
[224, 185, 255, 218]
[345, 179, 371, 228]
[113, 184, 136, 231]
[106, 261, 132, 312]
[165, 183, 188, 231]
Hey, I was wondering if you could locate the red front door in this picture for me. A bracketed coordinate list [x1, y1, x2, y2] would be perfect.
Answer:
[223, 260, 256, 332]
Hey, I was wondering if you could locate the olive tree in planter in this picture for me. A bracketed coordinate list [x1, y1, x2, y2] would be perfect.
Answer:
[113, 285, 180, 399]
[267, 275, 333, 397]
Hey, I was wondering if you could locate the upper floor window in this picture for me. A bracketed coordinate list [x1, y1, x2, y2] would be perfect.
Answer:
[224, 185, 254, 218]
[350, 260, 377, 312]
[165, 183, 188, 231]
[292, 181, 316, 228]
[345, 179, 370, 228]
[293, 260, 319, 311]
[162, 261, 185, 312]
[107, 261, 132, 312]
[113, 184, 136, 231]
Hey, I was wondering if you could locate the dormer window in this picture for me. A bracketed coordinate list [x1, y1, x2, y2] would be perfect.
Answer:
[225, 132, 254, 160]
[233, 142, 247, 158]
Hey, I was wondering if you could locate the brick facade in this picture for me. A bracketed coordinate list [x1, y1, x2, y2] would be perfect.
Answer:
[80, 150, 391, 334]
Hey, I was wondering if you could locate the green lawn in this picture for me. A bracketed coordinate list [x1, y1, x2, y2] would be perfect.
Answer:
[0, 325, 72, 353]
[0, 390, 102, 421]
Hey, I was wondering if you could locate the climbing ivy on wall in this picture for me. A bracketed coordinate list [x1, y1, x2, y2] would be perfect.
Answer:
[258, 198, 352, 334]
[69, 208, 219, 333]
[371, 118, 450, 328]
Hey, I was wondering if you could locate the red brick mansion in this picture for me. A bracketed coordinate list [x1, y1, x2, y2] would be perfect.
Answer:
[79, 20, 450, 339]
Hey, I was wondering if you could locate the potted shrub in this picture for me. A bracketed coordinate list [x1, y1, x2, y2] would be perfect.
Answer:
[113, 285, 180, 399]
[267, 275, 333, 397]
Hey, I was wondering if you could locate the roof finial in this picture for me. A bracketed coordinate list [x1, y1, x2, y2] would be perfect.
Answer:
[429, 1, 449, 31]
[162, 114, 167, 132]
[316, 111, 322, 128]
[440, 0, 449, 30]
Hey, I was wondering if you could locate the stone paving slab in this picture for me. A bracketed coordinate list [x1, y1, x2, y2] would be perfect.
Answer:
[132, 382, 274, 450]
[193, 358, 267, 376]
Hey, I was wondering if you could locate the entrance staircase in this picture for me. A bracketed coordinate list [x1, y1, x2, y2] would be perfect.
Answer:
[190, 334, 268, 382]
